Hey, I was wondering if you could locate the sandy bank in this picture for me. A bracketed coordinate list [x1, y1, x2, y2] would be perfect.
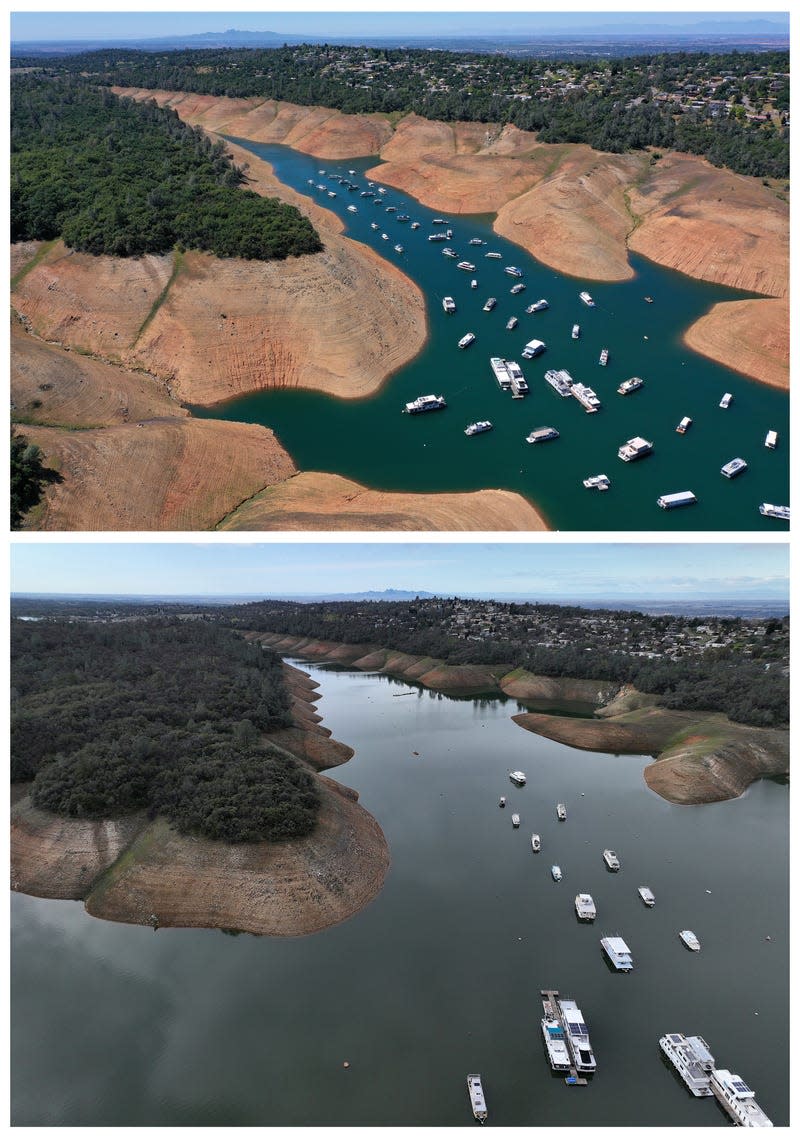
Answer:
[682, 296, 789, 390]
[11, 664, 389, 936]
[256, 634, 787, 804]
[219, 471, 548, 531]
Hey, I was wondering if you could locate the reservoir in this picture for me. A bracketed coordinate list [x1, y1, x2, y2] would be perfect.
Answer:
[190, 143, 790, 531]
[11, 660, 788, 1126]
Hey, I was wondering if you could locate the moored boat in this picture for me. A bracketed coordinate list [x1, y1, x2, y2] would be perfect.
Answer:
[531, 833, 541, 852]
[527, 299, 549, 313]
[600, 935, 633, 971]
[504, 266, 523, 277]
[509, 770, 527, 786]
[527, 426, 559, 444]
[465, 421, 493, 437]
[658, 491, 697, 509]
[719, 392, 733, 408]
[541, 999, 572, 1072]
[759, 503, 790, 520]
[545, 369, 573, 397]
[575, 894, 596, 920]
[638, 886, 655, 907]
[676, 416, 692, 433]
[511, 813, 521, 828]
[579, 291, 596, 306]
[765, 430, 778, 449]
[710, 1068, 773, 1127]
[583, 474, 610, 490]
[559, 998, 597, 1073]
[659, 1033, 715, 1096]
[457, 261, 476, 271]
[394, 244, 404, 253]
[347, 204, 357, 212]
[571, 383, 601, 413]
[557, 802, 567, 820]
[506, 316, 518, 330]
[552, 864, 562, 881]
[490, 357, 512, 389]
[483, 297, 497, 312]
[521, 339, 546, 359]
[618, 436, 653, 462]
[618, 376, 643, 395]
[405, 394, 446, 414]
[571, 324, 580, 339]
[458, 333, 476, 349]
[443, 296, 456, 314]
[602, 849, 620, 870]
[721, 457, 747, 478]
[485, 251, 502, 259]
[679, 929, 701, 951]
[467, 1073, 488, 1124]
[598, 348, 609, 366]
[471, 279, 478, 289]
[510, 283, 526, 295]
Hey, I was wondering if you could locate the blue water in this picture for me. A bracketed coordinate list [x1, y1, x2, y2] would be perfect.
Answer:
[189, 142, 789, 531]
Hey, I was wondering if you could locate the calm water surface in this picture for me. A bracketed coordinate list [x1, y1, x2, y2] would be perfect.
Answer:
[189, 143, 790, 531]
[11, 661, 788, 1126]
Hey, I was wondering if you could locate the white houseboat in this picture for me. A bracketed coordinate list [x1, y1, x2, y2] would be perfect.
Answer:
[600, 935, 633, 971]
[659, 1033, 715, 1096]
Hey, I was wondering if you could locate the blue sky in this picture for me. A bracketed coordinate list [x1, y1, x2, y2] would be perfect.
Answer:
[10, 9, 788, 41]
[9, 541, 789, 600]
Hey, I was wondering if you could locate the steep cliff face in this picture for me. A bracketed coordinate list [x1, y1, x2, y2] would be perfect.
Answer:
[10, 665, 390, 936]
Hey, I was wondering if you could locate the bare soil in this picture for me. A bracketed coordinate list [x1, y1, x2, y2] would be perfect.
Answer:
[682, 296, 789, 390]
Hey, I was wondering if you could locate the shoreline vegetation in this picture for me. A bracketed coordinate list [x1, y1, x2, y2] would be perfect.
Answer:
[10, 87, 788, 528]
[247, 633, 788, 806]
[11, 661, 390, 936]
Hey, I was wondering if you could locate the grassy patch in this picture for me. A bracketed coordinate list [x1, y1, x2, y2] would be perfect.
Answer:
[132, 249, 184, 346]
[10, 238, 59, 290]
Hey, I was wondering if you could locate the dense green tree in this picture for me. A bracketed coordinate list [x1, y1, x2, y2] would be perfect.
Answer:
[10, 429, 63, 528]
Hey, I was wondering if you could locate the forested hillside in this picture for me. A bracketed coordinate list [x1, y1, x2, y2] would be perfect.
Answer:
[232, 598, 789, 728]
[11, 619, 320, 842]
[11, 75, 322, 259]
[16, 44, 789, 179]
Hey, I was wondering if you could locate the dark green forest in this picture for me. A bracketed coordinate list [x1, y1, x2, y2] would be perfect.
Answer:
[14, 45, 789, 179]
[11, 619, 320, 843]
[10, 428, 63, 529]
[231, 599, 789, 728]
[10, 75, 322, 259]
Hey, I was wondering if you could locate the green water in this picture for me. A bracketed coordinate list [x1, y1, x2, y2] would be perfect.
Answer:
[189, 142, 789, 531]
[11, 661, 789, 1126]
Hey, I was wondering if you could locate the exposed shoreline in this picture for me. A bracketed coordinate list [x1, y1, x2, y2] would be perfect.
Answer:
[251, 634, 788, 805]
[10, 664, 390, 936]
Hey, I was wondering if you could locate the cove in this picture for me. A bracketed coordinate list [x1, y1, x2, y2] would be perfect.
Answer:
[189, 141, 789, 531]
[11, 660, 788, 1126]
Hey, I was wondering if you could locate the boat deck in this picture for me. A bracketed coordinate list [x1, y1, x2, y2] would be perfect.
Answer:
[540, 989, 588, 1085]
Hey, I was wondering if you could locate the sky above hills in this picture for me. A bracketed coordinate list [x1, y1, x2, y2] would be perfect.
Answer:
[10, 8, 789, 42]
[10, 542, 789, 601]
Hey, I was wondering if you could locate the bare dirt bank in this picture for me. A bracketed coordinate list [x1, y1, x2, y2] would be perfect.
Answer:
[11, 665, 390, 936]
[255, 635, 788, 804]
[682, 296, 789, 390]
[219, 471, 548, 531]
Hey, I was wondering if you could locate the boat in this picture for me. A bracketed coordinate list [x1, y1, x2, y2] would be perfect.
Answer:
[710, 1068, 773, 1127]
[348, 169, 356, 175]
[428, 233, 448, 242]
[504, 266, 523, 277]
[579, 291, 596, 306]
[521, 339, 546, 359]
[410, 221, 420, 229]
[485, 251, 502, 259]
[490, 357, 512, 389]
[512, 813, 521, 828]
[394, 244, 404, 253]
[541, 999, 572, 1072]
[483, 297, 497, 312]
[617, 376, 643, 395]
[398, 215, 410, 222]
[509, 771, 527, 786]
[510, 283, 526, 295]
[575, 894, 596, 920]
[307, 178, 315, 185]
[531, 833, 541, 852]
[506, 317, 518, 330]
[370, 222, 379, 230]
[467, 1073, 488, 1124]
[347, 204, 358, 213]
[527, 426, 560, 444]
[719, 392, 733, 408]
[381, 233, 389, 240]
[659, 1033, 715, 1096]
[602, 849, 620, 870]
[638, 887, 656, 907]
[559, 998, 597, 1073]
[676, 416, 692, 433]
[527, 299, 549, 313]
[499, 796, 506, 808]
[465, 421, 493, 437]
[457, 261, 476, 271]
[442, 248, 458, 258]
[552, 865, 563, 881]
[679, 930, 701, 952]
[458, 333, 476, 349]
[469, 238, 484, 245]
[765, 430, 778, 449]
[571, 383, 601, 413]
[557, 803, 567, 821]
[583, 474, 610, 491]
[571, 324, 580, 339]
[618, 436, 653, 462]
[507, 362, 529, 398]
[545, 369, 574, 397]
[432, 217, 445, 224]
[471, 279, 478, 289]
[658, 491, 697, 509]
[327, 191, 337, 198]
[360, 190, 374, 197]
[378, 187, 387, 194]
[598, 348, 609, 366]
[385, 206, 397, 213]
[405, 394, 446, 414]
[644, 295, 654, 303]
[759, 503, 790, 520]
[600, 935, 634, 971]
[442, 296, 456, 314]
[721, 457, 747, 478]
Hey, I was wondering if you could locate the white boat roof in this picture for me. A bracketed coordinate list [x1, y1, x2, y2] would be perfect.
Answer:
[603, 936, 631, 953]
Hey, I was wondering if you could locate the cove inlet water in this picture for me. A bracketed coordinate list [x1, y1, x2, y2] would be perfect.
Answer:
[189, 142, 790, 532]
[11, 660, 788, 1126]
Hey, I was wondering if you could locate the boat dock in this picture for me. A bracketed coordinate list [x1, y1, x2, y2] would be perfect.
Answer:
[540, 989, 588, 1085]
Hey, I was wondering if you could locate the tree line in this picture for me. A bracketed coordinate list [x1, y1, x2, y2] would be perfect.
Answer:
[14, 45, 789, 180]
[11, 618, 320, 843]
[11, 74, 322, 259]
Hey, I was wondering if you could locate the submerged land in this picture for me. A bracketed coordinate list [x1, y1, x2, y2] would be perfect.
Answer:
[11, 53, 789, 529]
